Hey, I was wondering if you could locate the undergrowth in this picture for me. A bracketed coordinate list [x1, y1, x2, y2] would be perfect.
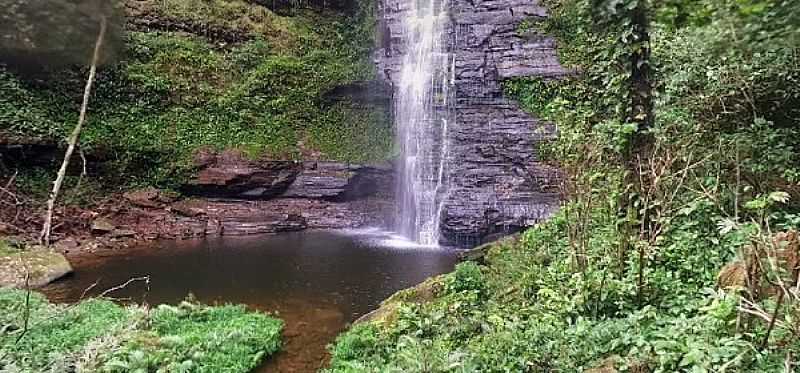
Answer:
[0, 289, 283, 372]
[327, 0, 800, 371]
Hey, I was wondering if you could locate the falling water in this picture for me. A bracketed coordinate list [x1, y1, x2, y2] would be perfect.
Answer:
[395, 0, 452, 245]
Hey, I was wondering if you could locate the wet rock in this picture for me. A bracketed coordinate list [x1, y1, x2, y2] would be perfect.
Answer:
[458, 233, 520, 263]
[376, 0, 563, 245]
[91, 218, 116, 234]
[283, 162, 393, 201]
[218, 211, 308, 236]
[184, 150, 393, 201]
[324, 81, 393, 106]
[54, 237, 81, 252]
[282, 162, 354, 200]
[171, 199, 208, 217]
[355, 275, 444, 325]
[110, 229, 137, 238]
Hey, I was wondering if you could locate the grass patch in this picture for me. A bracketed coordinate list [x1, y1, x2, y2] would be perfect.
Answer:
[0, 289, 283, 372]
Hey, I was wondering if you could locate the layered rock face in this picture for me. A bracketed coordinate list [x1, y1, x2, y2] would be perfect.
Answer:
[148, 149, 395, 237]
[185, 149, 393, 201]
[377, 0, 563, 246]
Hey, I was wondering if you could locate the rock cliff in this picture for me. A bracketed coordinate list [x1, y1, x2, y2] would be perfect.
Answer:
[377, 0, 563, 246]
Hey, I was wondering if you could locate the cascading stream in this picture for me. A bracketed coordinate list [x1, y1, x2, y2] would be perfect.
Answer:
[395, 0, 452, 246]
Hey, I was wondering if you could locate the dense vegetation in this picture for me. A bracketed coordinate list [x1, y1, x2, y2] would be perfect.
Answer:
[327, 0, 800, 371]
[0, 0, 391, 189]
[0, 289, 282, 372]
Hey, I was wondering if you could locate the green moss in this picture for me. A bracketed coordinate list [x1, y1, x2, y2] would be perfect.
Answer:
[0, 289, 283, 372]
[0, 240, 18, 256]
[1, 0, 390, 189]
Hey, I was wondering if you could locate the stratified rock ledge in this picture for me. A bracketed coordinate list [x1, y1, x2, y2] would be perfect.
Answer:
[376, 0, 564, 246]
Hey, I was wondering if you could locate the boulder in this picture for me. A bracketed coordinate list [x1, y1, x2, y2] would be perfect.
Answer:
[0, 246, 73, 288]
[123, 187, 176, 208]
[91, 217, 116, 234]
[355, 275, 444, 325]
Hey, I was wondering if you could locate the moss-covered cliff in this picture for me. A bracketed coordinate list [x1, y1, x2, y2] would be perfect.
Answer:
[0, 0, 391, 188]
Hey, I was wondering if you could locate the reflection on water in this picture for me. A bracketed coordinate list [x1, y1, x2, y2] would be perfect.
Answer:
[42, 231, 460, 372]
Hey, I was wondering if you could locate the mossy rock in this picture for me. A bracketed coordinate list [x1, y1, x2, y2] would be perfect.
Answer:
[354, 275, 445, 326]
[0, 242, 73, 288]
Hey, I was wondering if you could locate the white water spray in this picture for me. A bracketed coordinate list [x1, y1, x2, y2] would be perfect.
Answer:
[395, 0, 452, 245]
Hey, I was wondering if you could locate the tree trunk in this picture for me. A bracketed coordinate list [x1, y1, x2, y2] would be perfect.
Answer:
[39, 17, 107, 246]
[616, 0, 654, 282]
[627, 1, 654, 300]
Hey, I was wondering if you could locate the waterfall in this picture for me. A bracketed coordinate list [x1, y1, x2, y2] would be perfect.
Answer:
[395, 0, 452, 246]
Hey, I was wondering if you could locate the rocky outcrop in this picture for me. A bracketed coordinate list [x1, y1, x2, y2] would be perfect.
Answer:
[185, 149, 302, 199]
[125, 4, 252, 44]
[283, 162, 393, 201]
[87, 150, 398, 240]
[110, 197, 389, 239]
[185, 149, 393, 202]
[376, 0, 563, 246]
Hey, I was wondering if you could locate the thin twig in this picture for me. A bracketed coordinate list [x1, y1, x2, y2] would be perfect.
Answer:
[761, 290, 786, 351]
[3, 170, 17, 190]
[79, 280, 101, 301]
[98, 276, 151, 299]
[14, 256, 32, 345]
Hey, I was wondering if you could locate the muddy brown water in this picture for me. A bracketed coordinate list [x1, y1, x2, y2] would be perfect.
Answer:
[41, 230, 460, 372]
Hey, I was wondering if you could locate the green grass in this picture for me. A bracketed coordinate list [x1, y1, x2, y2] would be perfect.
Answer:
[0, 289, 283, 372]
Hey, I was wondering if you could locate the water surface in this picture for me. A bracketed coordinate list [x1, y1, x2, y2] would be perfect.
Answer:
[42, 230, 460, 372]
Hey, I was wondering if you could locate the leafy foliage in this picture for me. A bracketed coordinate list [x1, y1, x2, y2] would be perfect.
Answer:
[329, 0, 800, 371]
